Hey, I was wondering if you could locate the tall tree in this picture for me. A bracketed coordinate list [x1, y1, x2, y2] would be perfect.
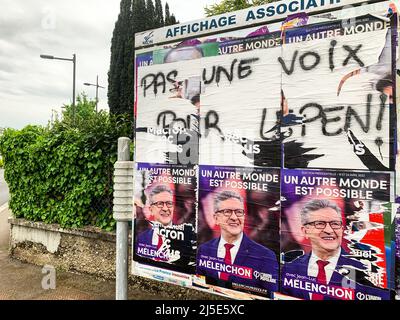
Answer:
[205, 0, 275, 17]
[154, 0, 164, 28]
[169, 13, 178, 25]
[164, 2, 171, 26]
[134, 0, 147, 31]
[145, 0, 156, 30]
[108, 0, 132, 117]
[108, 0, 179, 128]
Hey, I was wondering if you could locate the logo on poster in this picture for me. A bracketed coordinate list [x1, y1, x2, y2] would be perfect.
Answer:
[143, 31, 154, 45]
[253, 271, 277, 283]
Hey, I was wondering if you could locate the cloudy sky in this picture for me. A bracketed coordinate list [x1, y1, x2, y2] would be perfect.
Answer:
[0, 0, 218, 129]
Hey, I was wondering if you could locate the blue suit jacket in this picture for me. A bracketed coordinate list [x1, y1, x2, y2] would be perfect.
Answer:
[196, 234, 279, 293]
[281, 250, 390, 300]
[137, 229, 154, 247]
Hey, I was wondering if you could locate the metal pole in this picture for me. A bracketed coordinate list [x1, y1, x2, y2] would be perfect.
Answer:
[115, 137, 131, 300]
[96, 75, 99, 113]
[72, 54, 76, 125]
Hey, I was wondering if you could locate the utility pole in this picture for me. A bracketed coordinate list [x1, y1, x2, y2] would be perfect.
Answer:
[84, 75, 105, 113]
[40, 53, 77, 124]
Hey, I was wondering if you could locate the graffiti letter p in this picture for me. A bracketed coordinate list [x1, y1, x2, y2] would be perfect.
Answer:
[41, 265, 56, 290]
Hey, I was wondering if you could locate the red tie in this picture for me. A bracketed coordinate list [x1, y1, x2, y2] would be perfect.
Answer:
[156, 234, 163, 250]
[312, 260, 330, 300]
[220, 243, 234, 281]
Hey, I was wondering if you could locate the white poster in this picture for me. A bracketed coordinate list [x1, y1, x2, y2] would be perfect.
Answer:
[200, 47, 282, 167]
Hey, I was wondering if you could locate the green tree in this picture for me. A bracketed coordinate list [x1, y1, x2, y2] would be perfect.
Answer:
[154, 0, 164, 28]
[134, 0, 147, 31]
[164, 2, 171, 25]
[205, 0, 275, 17]
[108, 0, 179, 134]
[108, 0, 133, 119]
[60, 94, 97, 128]
[164, 2, 179, 25]
[0, 94, 131, 230]
[146, 0, 156, 30]
[169, 13, 178, 25]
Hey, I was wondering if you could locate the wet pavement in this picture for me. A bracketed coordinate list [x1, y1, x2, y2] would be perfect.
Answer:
[0, 171, 161, 301]
[0, 169, 9, 206]
[0, 248, 161, 300]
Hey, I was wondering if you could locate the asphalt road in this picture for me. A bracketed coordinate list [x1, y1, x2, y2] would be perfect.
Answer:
[0, 169, 9, 206]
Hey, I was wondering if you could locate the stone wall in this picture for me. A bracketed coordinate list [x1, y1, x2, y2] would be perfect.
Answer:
[9, 218, 218, 300]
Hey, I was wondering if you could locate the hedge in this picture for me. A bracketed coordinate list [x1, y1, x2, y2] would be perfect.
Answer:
[0, 97, 131, 230]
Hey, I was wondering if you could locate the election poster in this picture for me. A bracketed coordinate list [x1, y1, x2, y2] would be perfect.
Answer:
[396, 18, 400, 203]
[281, 15, 396, 171]
[199, 37, 282, 168]
[132, 0, 400, 301]
[132, 262, 193, 288]
[280, 168, 394, 300]
[135, 57, 202, 166]
[194, 165, 280, 299]
[395, 206, 400, 298]
[133, 163, 197, 275]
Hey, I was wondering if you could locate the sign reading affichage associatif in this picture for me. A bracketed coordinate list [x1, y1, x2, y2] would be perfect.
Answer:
[132, 0, 398, 301]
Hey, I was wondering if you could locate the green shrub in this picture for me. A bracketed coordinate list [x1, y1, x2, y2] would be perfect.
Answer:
[0, 95, 131, 230]
[0, 157, 3, 168]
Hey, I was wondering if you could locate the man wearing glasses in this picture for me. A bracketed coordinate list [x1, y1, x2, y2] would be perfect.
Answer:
[196, 190, 279, 296]
[136, 184, 196, 268]
[137, 185, 174, 255]
[281, 199, 379, 300]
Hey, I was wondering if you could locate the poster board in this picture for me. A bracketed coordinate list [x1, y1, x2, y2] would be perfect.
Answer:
[132, 0, 398, 300]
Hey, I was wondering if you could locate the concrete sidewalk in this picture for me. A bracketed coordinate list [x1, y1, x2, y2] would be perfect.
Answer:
[0, 169, 9, 206]
[0, 203, 10, 248]
[0, 248, 164, 300]
[0, 206, 205, 300]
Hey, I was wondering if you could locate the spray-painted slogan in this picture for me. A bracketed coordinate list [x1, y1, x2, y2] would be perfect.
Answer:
[136, 17, 393, 170]
[133, 9, 397, 300]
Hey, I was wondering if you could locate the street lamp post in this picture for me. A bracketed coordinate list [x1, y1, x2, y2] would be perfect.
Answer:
[40, 54, 76, 124]
[84, 75, 105, 113]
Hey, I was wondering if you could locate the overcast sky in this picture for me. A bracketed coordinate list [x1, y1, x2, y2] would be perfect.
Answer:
[0, 0, 218, 129]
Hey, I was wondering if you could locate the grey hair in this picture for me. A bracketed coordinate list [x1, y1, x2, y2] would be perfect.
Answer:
[214, 190, 243, 212]
[300, 199, 341, 225]
[148, 185, 172, 204]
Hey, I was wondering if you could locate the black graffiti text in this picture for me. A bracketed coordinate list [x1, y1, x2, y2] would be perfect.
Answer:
[279, 41, 365, 75]
[141, 70, 178, 97]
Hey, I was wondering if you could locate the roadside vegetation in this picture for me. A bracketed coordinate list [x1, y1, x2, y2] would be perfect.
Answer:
[0, 95, 130, 230]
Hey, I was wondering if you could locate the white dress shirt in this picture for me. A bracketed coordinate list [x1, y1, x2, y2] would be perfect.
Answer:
[152, 228, 160, 246]
[307, 250, 341, 299]
[152, 223, 172, 246]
